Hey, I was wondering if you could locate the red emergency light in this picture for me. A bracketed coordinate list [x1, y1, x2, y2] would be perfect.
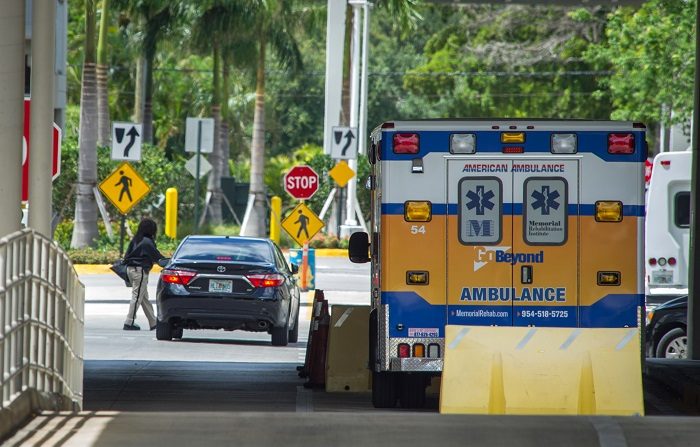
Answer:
[393, 133, 419, 154]
[608, 133, 635, 154]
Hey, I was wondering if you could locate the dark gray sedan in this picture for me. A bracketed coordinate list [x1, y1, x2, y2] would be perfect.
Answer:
[155, 235, 301, 346]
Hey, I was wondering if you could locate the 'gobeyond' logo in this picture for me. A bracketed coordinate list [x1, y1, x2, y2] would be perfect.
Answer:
[473, 247, 544, 272]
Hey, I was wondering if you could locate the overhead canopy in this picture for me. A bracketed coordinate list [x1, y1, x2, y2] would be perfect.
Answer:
[426, 1, 645, 5]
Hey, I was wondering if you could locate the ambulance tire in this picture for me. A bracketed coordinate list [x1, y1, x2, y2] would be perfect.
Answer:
[372, 371, 398, 408]
[398, 374, 427, 409]
[172, 327, 183, 340]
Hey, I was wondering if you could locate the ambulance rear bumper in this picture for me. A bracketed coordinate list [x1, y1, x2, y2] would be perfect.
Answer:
[390, 358, 443, 372]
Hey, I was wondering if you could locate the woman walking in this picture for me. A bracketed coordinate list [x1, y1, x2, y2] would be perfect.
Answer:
[123, 218, 164, 330]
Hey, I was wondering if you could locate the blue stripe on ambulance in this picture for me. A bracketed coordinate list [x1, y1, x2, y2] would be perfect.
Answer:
[382, 292, 642, 336]
[380, 203, 645, 217]
[380, 130, 647, 163]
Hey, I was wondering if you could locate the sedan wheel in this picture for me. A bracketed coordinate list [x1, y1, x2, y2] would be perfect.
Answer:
[656, 327, 687, 359]
[271, 323, 289, 346]
[156, 320, 173, 341]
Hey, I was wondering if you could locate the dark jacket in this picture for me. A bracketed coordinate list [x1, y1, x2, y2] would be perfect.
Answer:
[124, 236, 163, 272]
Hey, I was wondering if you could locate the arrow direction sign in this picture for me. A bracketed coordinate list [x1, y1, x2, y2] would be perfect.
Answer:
[331, 126, 358, 160]
[112, 122, 143, 161]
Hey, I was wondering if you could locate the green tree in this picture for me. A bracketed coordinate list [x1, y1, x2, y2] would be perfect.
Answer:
[71, 0, 99, 248]
[581, 0, 696, 126]
[191, 1, 259, 226]
[241, 0, 303, 238]
[96, 0, 111, 146]
[403, 4, 613, 120]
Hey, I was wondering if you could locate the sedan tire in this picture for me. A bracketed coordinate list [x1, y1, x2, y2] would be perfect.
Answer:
[156, 320, 173, 341]
[288, 309, 300, 343]
[656, 327, 687, 359]
[271, 322, 289, 346]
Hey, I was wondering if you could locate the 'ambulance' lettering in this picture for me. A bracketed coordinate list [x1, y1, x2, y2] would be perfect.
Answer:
[460, 287, 567, 302]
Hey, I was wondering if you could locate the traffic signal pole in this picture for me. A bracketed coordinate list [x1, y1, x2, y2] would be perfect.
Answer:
[0, 1, 25, 236]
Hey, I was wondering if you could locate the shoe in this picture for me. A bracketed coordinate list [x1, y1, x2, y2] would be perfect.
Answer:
[123, 324, 140, 331]
[150, 324, 157, 331]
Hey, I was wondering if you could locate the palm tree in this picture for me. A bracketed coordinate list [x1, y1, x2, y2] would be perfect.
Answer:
[115, 0, 180, 144]
[96, 0, 111, 147]
[71, 0, 99, 248]
[191, 1, 259, 226]
[241, 0, 303, 237]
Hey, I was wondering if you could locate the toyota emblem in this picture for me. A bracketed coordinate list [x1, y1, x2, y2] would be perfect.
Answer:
[217, 266, 226, 272]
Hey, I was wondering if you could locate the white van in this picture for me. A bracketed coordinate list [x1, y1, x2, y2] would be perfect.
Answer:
[645, 150, 691, 297]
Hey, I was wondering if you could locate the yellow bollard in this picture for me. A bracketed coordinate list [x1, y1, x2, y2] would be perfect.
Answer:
[270, 196, 281, 244]
[165, 188, 178, 238]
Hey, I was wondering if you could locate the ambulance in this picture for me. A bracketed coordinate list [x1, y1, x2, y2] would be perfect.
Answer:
[349, 119, 647, 408]
[645, 150, 690, 299]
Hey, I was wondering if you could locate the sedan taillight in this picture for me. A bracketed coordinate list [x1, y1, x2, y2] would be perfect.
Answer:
[246, 274, 284, 288]
[161, 269, 197, 285]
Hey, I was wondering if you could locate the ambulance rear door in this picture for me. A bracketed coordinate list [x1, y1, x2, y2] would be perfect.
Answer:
[446, 158, 514, 325]
[511, 159, 579, 327]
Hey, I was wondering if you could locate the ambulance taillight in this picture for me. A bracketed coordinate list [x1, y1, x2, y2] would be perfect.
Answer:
[427, 343, 440, 358]
[668, 257, 677, 266]
[398, 344, 410, 358]
[648, 258, 657, 266]
[393, 133, 419, 153]
[608, 133, 635, 154]
[413, 344, 425, 358]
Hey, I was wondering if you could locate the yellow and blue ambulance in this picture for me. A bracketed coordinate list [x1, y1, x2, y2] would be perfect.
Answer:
[349, 119, 646, 409]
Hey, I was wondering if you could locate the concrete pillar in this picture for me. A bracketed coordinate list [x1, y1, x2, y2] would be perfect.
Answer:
[0, 1, 25, 237]
[28, 0, 56, 236]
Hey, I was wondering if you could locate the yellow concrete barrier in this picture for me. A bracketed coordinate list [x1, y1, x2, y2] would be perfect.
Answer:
[325, 305, 371, 392]
[440, 325, 643, 416]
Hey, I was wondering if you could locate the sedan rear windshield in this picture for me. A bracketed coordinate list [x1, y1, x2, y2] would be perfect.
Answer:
[175, 239, 274, 263]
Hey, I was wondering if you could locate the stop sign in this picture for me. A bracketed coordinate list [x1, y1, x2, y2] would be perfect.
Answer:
[284, 165, 319, 200]
[22, 98, 62, 201]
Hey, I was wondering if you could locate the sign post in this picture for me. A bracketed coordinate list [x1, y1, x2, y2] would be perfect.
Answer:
[22, 98, 61, 202]
[283, 165, 320, 290]
[99, 162, 151, 254]
[185, 117, 214, 233]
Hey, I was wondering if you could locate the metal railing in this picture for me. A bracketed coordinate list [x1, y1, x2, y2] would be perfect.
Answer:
[0, 228, 84, 413]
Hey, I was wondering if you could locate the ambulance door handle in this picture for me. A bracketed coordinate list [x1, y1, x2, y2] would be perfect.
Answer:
[521, 265, 533, 284]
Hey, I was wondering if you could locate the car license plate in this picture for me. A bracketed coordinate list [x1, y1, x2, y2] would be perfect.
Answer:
[209, 279, 233, 293]
[652, 270, 673, 285]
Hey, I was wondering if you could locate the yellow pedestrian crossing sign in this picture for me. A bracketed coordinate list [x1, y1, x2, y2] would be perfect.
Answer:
[282, 202, 324, 246]
[99, 162, 151, 214]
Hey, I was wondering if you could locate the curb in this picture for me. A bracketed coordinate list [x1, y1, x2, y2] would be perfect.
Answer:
[74, 249, 349, 275]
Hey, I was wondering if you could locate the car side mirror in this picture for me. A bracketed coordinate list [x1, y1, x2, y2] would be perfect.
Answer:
[348, 232, 370, 263]
[290, 263, 299, 275]
[158, 258, 170, 267]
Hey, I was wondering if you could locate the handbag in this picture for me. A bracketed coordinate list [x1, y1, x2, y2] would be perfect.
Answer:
[110, 259, 132, 287]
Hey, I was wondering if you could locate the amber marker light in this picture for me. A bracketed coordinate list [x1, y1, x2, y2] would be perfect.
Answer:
[595, 201, 623, 222]
[404, 201, 431, 222]
[501, 132, 525, 143]
[597, 271, 621, 286]
[406, 271, 429, 285]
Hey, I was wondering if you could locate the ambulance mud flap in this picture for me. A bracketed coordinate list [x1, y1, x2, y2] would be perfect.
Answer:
[439, 326, 643, 415]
